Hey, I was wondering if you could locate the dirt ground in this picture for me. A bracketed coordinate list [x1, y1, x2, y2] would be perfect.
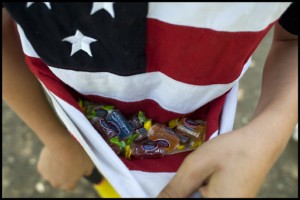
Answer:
[2, 27, 298, 197]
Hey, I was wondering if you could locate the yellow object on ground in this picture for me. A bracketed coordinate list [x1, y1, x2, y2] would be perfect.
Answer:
[93, 178, 120, 198]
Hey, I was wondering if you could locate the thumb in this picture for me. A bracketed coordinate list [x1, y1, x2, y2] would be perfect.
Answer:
[157, 152, 216, 198]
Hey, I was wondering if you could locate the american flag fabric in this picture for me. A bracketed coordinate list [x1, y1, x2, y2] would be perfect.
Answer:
[3, 2, 291, 197]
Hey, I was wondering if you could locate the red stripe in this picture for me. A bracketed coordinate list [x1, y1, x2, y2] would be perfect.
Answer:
[120, 151, 191, 172]
[24, 55, 226, 172]
[146, 19, 274, 85]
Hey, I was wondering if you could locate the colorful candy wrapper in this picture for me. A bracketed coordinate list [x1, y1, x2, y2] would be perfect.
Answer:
[128, 114, 143, 130]
[109, 136, 126, 155]
[107, 110, 134, 140]
[133, 128, 148, 144]
[175, 118, 206, 142]
[126, 140, 165, 159]
[148, 124, 180, 153]
[80, 99, 207, 160]
[90, 116, 118, 141]
[168, 118, 179, 129]
[138, 111, 152, 131]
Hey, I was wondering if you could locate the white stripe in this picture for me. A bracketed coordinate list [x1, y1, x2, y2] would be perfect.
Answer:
[208, 82, 240, 140]
[130, 170, 202, 197]
[208, 84, 239, 139]
[206, 82, 240, 140]
[219, 81, 240, 134]
[16, 24, 39, 58]
[148, 3, 291, 32]
[48, 59, 251, 114]
[40, 83, 148, 197]
[208, 130, 219, 141]
[131, 170, 175, 197]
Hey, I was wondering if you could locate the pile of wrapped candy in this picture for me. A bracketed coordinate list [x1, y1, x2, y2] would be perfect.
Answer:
[78, 99, 207, 160]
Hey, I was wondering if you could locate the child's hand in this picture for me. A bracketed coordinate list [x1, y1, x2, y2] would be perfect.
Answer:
[37, 136, 94, 191]
[158, 127, 274, 198]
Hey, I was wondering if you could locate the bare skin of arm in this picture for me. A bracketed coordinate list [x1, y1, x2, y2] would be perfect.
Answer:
[158, 22, 298, 198]
[2, 8, 94, 191]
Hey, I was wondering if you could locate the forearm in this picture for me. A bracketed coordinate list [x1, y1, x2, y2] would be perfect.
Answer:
[243, 24, 298, 165]
[2, 9, 72, 151]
